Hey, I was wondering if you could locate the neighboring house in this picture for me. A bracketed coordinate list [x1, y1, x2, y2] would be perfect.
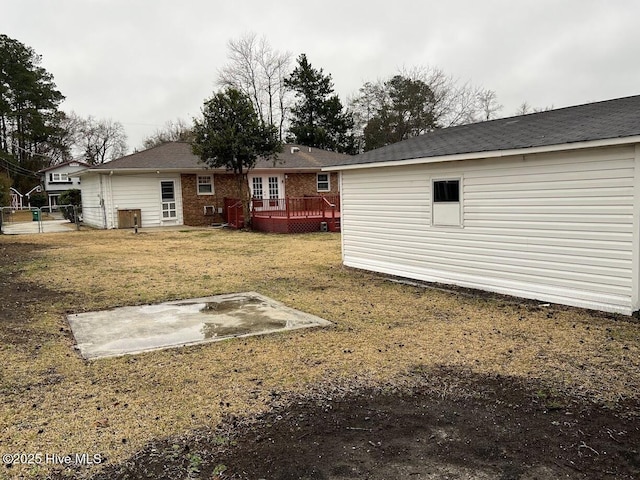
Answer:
[324, 94, 640, 316]
[39, 160, 91, 209]
[77, 142, 347, 231]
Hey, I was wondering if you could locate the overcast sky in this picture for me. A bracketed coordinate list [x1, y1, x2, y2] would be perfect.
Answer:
[4, 0, 640, 153]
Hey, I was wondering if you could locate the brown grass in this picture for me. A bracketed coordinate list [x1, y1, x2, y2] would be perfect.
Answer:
[2, 210, 58, 223]
[1, 228, 639, 478]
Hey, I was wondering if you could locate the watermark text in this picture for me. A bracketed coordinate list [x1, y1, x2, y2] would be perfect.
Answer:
[2, 453, 102, 466]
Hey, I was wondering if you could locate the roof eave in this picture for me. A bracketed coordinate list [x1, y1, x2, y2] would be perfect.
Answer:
[77, 167, 214, 176]
[323, 135, 640, 171]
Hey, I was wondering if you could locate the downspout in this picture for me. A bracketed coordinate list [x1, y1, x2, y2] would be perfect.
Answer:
[339, 170, 345, 263]
[107, 171, 115, 228]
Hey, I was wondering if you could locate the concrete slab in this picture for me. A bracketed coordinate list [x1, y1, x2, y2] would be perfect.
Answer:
[67, 292, 332, 359]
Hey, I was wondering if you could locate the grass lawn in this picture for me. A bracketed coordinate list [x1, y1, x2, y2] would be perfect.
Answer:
[1, 210, 58, 223]
[0, 228, 638, 478]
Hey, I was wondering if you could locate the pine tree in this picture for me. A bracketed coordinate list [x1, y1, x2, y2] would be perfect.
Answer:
[285, 54, 355, 154]
[0, 34, 66, 192]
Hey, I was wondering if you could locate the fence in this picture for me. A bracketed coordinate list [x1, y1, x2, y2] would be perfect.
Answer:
[0, 205, 81, 234]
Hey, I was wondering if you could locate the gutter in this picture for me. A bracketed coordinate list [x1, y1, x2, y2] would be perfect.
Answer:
[322, 135, 640, 172]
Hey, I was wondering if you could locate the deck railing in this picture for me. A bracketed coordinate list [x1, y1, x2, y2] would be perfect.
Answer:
[223, 198, 244, 228]
[224, 195, 340, 231]
[251, 195, 340, 218]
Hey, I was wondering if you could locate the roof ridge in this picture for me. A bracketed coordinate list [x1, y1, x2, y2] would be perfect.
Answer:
[329, 93, 640, 167]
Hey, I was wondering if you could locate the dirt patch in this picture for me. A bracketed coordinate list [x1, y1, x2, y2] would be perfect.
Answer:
[0, 242, 63, 344]
[80, 368, 639, 480]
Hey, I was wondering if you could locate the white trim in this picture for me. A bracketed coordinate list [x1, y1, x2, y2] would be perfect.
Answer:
[160, 180, 177, 220]
[431, 176, 463, 228]
[248, 173, 285, 199]
[339, 171, 345, 263]
[197, 174, 214, 195]
[323, 135, 640, 172]
[632, 144, 640, 312]
[76, 168, 212, 177]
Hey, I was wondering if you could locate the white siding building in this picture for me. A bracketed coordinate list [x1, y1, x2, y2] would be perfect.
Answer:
[326, 95, 640, 315]
[78, 172, 184, 229]
[38, 160, 90, 209]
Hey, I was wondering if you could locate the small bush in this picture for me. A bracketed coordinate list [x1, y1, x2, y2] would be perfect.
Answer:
[29, 192, 47, 208]
[59, 189, 82, 222]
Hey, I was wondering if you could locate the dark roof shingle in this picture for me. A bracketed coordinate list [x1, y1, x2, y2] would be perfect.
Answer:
[331, 94, 640, 167]
[89, 142, 351, 171]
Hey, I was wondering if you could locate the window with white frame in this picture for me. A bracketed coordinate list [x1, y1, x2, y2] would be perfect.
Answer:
[432, 178, 462, 226]
[197, 175, 213, 195]
[51, 173, 69, 182]
[317, 173, 330, 192]
[268, 176, 279, 199]
[161, 181, 177, 219]
[252, 177, 263, 198]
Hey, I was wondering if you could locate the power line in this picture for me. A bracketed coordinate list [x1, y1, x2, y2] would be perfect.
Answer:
[10, 141, 56, 160]
[0, 157, 39, 177]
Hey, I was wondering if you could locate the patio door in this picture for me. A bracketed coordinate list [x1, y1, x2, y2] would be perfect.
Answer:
[249, 174, 284, 210]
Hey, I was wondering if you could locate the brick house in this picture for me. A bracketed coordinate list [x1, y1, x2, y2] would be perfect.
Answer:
[77, 142, 348, 230]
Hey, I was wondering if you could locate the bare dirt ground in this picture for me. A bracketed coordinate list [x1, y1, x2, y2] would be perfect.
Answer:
[86, 370, 640, 480]
[1, 231, 638, 480]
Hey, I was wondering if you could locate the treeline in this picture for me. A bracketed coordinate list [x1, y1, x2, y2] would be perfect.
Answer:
[150, 33, 506, 156]
[1, 31, 544, 197]
[0, 34, 128, 194]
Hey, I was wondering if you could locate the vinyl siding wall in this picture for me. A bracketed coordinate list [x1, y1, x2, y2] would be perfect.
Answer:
[109, 174, 183, 228]
[80, 173, 183, 228]
[340, 145, 639, 315]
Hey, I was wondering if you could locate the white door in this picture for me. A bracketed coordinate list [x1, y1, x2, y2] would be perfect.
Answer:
[249, 174, 284, 210]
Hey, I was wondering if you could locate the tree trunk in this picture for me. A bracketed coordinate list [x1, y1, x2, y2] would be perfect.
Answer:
[235, 171, 252, 230]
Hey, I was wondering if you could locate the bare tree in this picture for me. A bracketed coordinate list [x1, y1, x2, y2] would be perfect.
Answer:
[533, 104, 555, 113]
[76, 116, 128, 164]
[515, 101, 532, 115]
[476, 89, 503, 121]
[515, 102, 555, 116]
[399, 66, 485, 127]
[218, 33, 292, 140]
[347, 80, 386, 152]
[142, 118, 193, 149]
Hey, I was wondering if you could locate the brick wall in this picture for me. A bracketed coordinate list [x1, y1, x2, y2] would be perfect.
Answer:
[284, 172, 339, 197]
[181, 172, 339, 226]
[181, 174, 241, 226]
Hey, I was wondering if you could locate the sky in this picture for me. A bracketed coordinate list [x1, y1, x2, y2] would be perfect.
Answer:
[4, 0, 640, 153]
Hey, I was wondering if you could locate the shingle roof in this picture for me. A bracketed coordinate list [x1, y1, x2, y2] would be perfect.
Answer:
[38, 159, 91, 173]
[88, 142, 351, 171]
[255, 144, 351, 169]
[330, 94, 640, 167]
[90, 142, 206, 170]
